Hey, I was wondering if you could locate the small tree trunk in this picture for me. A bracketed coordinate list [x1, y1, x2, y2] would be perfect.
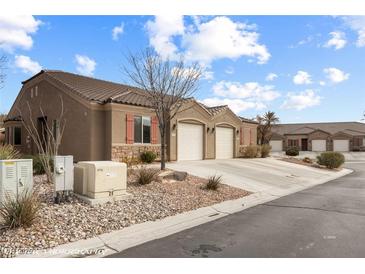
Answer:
[160, 130, 166, 170]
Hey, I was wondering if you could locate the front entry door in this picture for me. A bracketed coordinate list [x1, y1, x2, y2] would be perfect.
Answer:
[301, 138, 308, 151]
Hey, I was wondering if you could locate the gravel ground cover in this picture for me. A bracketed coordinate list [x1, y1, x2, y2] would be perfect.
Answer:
[0, 172, 249, 257]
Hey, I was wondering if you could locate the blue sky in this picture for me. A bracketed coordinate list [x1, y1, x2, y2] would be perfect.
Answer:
[0, 15, 364, 123]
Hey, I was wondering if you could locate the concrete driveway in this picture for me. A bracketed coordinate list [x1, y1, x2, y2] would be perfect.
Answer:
[167, 158, 350, 196]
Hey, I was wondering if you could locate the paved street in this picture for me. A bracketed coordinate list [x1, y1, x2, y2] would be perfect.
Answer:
[109, 161, 365, 258]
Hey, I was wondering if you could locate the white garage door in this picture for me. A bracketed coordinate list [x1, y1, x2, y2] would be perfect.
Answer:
[269, 140, 283, 152]
[177, 123, 203, 161]
[216, 127, 234, 159]
[312, 140, 326, 151]
[333, 140, 349, 152]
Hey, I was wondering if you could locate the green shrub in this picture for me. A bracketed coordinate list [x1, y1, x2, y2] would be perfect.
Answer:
[0, 145, 20, 160]
[286, 147, 299, 156]
[23, 154, 53, 175]
[317, 152, 345, 169]
[205, 175, 222, 191]
[260, 144, 271, 158]
[242, 145, 260, 158]
[140, 151, 157, 164]
[0, 191, 41, 229]
[135, 166, 159, 185]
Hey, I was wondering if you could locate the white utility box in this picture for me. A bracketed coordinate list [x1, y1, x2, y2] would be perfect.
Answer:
[53, 155, 74, 192]
[74, 161, 130, 205]
[0, 159, 33, 204]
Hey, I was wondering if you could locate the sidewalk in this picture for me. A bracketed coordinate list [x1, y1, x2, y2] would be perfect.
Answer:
[18, 166, 352, 258]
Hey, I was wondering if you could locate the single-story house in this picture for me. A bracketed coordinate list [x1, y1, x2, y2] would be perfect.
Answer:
[270, 122, 365, 152]
[0, 128, 5, 144]
[4, 70, 258, 162]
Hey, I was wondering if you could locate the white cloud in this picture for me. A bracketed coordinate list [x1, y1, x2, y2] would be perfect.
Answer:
[183, 16, 270, 65]
[112, 23, 124, 41]
[319, 81, 326, 86]
[265, 73, 278, 81]
[293, 70, 312, 85]
[213, 81, 280, 101]
[201, 98, 266, 113]
[0, 15, 42, 52]
[14, 55, 42, 74]
[341, 16, 365, 47]
[146, 15, 185, 60]
[75, 54, 96, 76]
[324, 31, 347, 50]
[201, 80, 280, 114]
[281, 90, 321, 110]
[225, 66, 234, 74]
[323, 67, 349, 84]
[146, 16, 270, 65]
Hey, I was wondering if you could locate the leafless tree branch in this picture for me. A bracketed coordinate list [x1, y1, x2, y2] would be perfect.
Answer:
[18, 95, 66, 183]
[123, 48, 202, 169]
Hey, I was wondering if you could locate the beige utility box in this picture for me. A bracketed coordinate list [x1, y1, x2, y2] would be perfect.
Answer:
[74, 161, 129, 205]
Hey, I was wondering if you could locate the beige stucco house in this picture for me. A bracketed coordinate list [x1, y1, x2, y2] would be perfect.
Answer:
[270, 122, 365, 152]
[4, 70, 258, 162]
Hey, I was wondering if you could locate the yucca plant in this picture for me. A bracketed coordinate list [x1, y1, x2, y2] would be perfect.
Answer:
[135, 166, 159, 185]
[0, 144, 21, 160]
[0, 190, 41, 229]
[205, 175, 222, 191]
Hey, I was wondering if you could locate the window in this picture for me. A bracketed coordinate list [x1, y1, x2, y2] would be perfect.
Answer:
[288, 139, 299, 147]
[14, 127, 21, 145]
[134, 116, 151, 143]
[35, 86, 38, 96]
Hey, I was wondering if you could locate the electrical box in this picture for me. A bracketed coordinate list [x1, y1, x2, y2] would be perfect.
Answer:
[53, 155, 74, 192]
[74, 161, 127, 201]
[0, 159, 33, 204]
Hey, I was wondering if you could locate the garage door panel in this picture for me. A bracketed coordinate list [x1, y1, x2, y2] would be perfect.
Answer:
[216, 127, 234, 159]
[177, 123, 203, 161]
[334, 140, 349, 152]
[270, 140, 283, 152]
[312, 140, 326, 152]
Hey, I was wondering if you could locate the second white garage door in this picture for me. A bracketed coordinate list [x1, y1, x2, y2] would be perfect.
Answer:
[333, 140, 349, 152]
[269, 140, 283, 152]
[216, 127, 234, 159]
[312, 140, 327, 151]
[177, 123, 203, 161]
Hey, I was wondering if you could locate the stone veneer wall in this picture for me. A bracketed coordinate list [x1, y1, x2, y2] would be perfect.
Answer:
[112, 144, 161, 161]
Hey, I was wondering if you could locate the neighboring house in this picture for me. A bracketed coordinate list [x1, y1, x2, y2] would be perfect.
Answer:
[4, 70, 258, 162]
[270, 122, 365, 152]
[0, 128, 5, 145]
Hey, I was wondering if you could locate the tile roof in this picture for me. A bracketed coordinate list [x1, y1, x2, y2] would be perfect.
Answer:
[239, 116, 259, 124]
[26, 70, 154, 107]
[21, 70, 254, 123]
[273, 122, 365, 136]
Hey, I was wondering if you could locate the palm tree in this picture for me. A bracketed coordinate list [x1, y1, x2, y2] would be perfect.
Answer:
[257, 111, 280, 144]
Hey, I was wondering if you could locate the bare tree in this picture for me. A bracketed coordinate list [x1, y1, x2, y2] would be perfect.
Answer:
[124, 48, 202, 170]
[0, 55, 7, 89]
[19, 96, 66, 183]
[256, 111, 280, 145]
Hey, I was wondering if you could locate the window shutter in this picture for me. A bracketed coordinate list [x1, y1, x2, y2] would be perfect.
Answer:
[240, 127, 244, 145]
[126, 113, 134, 144]
[151, 116, 158, 144]
[249, 128, 252, 145]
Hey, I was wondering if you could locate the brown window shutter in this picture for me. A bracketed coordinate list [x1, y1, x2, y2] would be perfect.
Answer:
[126, 113, 134, 144]
[240, 127, 244, 145]
[249, 128, 252, 145]
[151, 116, 158, 144]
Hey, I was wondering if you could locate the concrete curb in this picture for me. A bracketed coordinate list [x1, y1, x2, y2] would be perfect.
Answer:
[17, 167, 353, 258]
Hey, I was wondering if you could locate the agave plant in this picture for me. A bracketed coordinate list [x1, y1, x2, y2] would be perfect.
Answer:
[0, 144, 21, 160]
